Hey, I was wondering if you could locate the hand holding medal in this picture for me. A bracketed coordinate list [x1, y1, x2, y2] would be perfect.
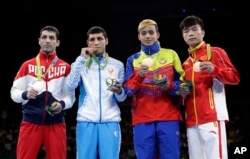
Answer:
[27, 81, 45, 99]
[81, 47, 97, 59]
[106, 77, 119, 87]
[46, 102, 62, 116]
[139, 58, 153, 78]
[46, 103, 57, 116]
[193, 61, 201, 72]
[180, 80, 193, 98]
[106, 77, 122, 94]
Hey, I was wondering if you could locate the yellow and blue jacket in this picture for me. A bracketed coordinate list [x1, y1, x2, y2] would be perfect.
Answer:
[124, 41, 185, 125]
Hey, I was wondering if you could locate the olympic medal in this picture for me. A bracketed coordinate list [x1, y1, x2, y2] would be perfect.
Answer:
[32, 81, 44, 92]
[142, 57, 153, 67]
[193, 61, 201, 72]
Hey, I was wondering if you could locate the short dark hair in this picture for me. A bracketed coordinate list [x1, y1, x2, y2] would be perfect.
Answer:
[179, 15, 204, 31]
[40, 25, 60, 40]
[86, 26, 108, 40]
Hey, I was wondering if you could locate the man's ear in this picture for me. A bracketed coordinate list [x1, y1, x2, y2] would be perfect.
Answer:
[105, 38, 109, 45]
[202, 30, 205, 38]
[56, 40, 60, 47]
[157, 32, 160, 39]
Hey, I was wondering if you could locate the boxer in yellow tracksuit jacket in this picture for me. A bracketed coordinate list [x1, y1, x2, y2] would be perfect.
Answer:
[124, 19, 185, 159]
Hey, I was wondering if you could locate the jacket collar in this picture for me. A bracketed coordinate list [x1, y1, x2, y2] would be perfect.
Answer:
[140, 41, 160, 55]
[38, 50, 57, 60]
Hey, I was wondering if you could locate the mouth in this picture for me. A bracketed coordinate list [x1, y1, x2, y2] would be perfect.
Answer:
[145, 40, 152, 44]
[44, 45, 51, 48]
[188, 38, 196, 41]
[92, 47, 99, 51]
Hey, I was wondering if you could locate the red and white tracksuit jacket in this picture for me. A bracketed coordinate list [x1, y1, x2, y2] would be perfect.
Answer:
[182, 42, 240, 128]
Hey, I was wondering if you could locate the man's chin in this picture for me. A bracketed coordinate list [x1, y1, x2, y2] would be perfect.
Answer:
[42, 49, 53, 54]
[94, 51, 103, 56]
[143, 42, 154, 46]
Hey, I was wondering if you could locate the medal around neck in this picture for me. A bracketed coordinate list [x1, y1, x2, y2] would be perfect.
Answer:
[142, 57, 153, 67]
[31, 81, 45, 92]
[193, 61, 201, 72]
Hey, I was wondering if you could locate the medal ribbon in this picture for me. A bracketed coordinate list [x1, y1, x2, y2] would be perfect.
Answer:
[36, 54, 58, 81]
[86, 53, 109, 69]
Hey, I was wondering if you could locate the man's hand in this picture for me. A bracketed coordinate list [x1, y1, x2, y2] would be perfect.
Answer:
[48, 102, 62, 115]
[81, 47, 97, 59]
[108, 82, 122, 94]
[180, 86, 190, 98]
[27, 88, 39, 99]
[200, 61, 214, 73]
[139, 64, 149, 78]
[159, 81, 170, 91]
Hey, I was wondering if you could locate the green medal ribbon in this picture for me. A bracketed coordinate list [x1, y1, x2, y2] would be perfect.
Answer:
[86, 53, 109, 69]
[36, 54, 58, 80]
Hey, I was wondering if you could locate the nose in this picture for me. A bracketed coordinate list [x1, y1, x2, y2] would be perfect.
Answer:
[144, 33, 152, 39]
[94, 39, 99, 44]
[187, 30, 194, 36]
[45, 38, 51, 42]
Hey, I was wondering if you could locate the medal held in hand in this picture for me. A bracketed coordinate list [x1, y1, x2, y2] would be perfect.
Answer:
[153, 74, 167, 85]
[106, 77, 119, 87]
[46, 104, 57, 116]
[31, 81, 45, 92]
[193, 61, 201, 72]
[141, 57, 153, 67]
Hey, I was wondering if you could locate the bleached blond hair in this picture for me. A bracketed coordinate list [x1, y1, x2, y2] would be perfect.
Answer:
[138, 19, 158, 32]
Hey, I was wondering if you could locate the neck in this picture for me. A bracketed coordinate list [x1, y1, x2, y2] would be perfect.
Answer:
[94, 52, 105, 57]
[188, 41, 204, 54]
[40, 49, 55, 56]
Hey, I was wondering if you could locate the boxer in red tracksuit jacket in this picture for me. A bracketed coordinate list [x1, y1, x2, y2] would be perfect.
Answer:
[179, 15, 240, 159]
[10, 26, 75, 159]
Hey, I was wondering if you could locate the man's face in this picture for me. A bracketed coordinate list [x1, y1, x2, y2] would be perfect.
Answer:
[39, 31, 59, 54]
[138, 25, 159, 46]
[182, 24, 205, 48]
[87, 33, 108, 56]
